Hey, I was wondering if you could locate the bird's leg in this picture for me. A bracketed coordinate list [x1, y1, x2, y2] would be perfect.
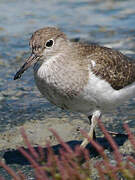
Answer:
[88, 115, 96, 140]
[80, 110, 101, 148]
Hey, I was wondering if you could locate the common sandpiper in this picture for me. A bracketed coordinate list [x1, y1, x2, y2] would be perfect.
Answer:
[14, 27, 135, 148]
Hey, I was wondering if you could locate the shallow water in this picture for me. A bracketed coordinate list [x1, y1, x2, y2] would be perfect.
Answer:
[0, 0, 135, 178]
[0, 0, 135, 130]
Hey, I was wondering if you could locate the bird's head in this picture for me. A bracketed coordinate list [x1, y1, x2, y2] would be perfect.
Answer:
[14, 27, 67, 80]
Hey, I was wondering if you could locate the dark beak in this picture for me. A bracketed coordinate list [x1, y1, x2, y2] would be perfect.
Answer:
[14, 54, 39, 80]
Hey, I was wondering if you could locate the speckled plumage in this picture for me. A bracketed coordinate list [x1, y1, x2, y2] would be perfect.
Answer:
[72, 42, 135, 90]
[14, 27, 135, 147]
[30, 27, 135, 91]
[14, 27, 135, 110]
[29, 27, 67, 56]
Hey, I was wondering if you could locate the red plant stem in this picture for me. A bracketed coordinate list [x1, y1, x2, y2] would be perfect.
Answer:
[75, 146, 90, 169]
[38, 146, 44, 162]
[17, 171, 26, 180]
[81, 125, 123, 178]
[101, 161, 120, 180]
[49, 129, 73, 154]
[95, 162, 106, 180]
[126, 162, 135, 175]
[80, 129, 108, 161]
[59, 149, 80, 179]
[19, 147, 48, 180]
[0, 161, 21, 180]
[124, 124, 135, 150]
[0, 176, 5, 180]
[55, 156, 68, 180]
[98, 119, 122, 163]
[127, 156, 135, 164]
[20, 128, 39, 160]
[46, 142, 55, 167]
[107, 166, 119, 180]
[97, 161, 120, 180]
[68, 159, 83, 179]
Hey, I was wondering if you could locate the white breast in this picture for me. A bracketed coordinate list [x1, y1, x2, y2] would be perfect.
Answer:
[34, 54, 68, 106]
[33, 54, 87, 111]
[33, 55, 135, 116]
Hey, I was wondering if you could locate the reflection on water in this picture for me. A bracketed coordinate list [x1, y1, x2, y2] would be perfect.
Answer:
[0, 0, 135, 131]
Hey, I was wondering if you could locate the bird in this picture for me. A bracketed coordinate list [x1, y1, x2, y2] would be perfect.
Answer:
[14, 27, 135, 148]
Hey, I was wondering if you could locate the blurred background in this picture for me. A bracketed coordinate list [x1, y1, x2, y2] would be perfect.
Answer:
[0, 0, 135, 131]
[0, 0, 135, 132]
[0, 0, 135, 178]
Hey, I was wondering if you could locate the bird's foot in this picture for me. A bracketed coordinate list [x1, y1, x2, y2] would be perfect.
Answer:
[80, 110, 101, 148]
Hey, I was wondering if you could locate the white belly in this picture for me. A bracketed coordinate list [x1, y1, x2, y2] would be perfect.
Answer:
[80, 71, 135, 114]
[34, 58, 135, 116]
[33, 57, 97, 114]
[34, 72, 97, 114]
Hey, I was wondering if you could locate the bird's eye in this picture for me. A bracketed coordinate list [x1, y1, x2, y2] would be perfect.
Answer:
[45, 39, 54, 48]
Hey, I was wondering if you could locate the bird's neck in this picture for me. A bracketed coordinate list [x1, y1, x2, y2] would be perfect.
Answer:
[33, 52, 89, 97]
[33, 53, 66, 78]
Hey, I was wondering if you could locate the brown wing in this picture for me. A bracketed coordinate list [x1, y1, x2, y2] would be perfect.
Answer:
[86, 45, 135, 90]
